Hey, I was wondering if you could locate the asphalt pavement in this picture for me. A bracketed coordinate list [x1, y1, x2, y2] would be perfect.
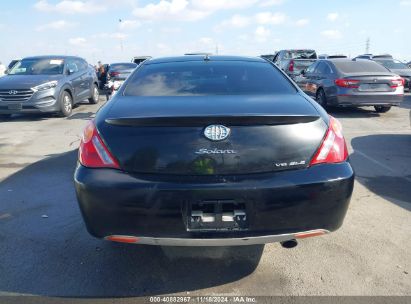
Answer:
[0, 95, 410, 299]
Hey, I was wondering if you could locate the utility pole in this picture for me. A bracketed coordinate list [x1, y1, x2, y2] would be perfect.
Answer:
[119, 19, 124, 53]
[365, 37, 370, 54]
[215, 44, 219, 55]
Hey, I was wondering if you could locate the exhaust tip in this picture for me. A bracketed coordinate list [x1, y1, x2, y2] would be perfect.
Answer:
[280, 239, 298, 249]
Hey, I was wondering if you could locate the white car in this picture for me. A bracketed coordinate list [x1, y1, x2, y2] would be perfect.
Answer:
[131, 56, 151, 65]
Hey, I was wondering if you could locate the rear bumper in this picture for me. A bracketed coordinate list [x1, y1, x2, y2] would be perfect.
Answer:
[332, 94, 403, 106]
[105, 230, 330, 246]
[74, 162, 354, 243]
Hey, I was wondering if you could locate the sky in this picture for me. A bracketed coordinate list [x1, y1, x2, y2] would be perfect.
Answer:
[0, 0, 410, 66]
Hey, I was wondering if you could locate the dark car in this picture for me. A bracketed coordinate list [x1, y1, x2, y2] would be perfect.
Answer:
[106, 62, 137, 82]
[0, 56, 99, 118]
[318, 54, 347, 59]
[295, 59, 404, 113]
[74, 55, 354, 248]
[273, 49, 317, 79]
[353, 54, 393, 61]
[373, 59, 411, 92]
[131, 56, 151, 65]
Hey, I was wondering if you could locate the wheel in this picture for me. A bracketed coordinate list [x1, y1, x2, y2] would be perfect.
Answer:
[88, 84, 100, 104]
[59, 91, 73, 117]
[316, 89, 327, 108]
[374, 105, 391, 113]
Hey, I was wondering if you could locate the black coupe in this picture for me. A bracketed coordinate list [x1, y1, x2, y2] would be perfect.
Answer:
[74, 55, 354, 248]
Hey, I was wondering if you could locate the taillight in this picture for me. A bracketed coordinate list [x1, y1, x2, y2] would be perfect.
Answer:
[310, 116, 348, 166]
[288, 60, 294, 72]
[335, 78, 360, 88]
[390, 77, 405, 88]
[78, 120, 120, 169]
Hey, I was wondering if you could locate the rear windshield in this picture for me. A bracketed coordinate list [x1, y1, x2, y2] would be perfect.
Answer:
[110, 63, 137, 70]
[374, 59, 409, 70]
[333, 60, 389, 73]
[123, 61, 296, 96]
[284, 50, 317, 60]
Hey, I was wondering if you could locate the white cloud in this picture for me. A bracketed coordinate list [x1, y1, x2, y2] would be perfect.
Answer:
[191, 0, 258, 11]
[133, 0, 208, 22]
[259, 0, 284, 7]
[295, 18, 309, 27]
[255, 26, 271, 42]
[133, 0, 261, 22]
[69, 37, 87, 45]
[118, 19, 140, 30]
[321, 29, 342, 39]
[400, 0, 411, 5]
[94, 32, 128, 40]
[36, 20, 76, 31]
[327, 13, 339, 21]
[199, 37, 214, 45]
[156, 42, 173, 55]
[34, 0, 106, 14]
[215, 14, 250, 30]
[255, 12, 286, 25]
[111, 32, 128, 40]
[161, 27, 182, 33]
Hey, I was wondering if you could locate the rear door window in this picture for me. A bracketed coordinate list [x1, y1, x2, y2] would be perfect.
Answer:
[316, 62, 333, 75]
[66, 59, 79, 74]
[73, 59, 88, 72]
[305, 62, 318, 74]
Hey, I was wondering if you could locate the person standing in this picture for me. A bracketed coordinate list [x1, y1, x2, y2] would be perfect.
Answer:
[0, 61, 6, 77]
[97, 61, 107, 89]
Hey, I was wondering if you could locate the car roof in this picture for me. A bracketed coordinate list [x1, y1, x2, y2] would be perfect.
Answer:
[281, 49, 316, 52]
[110, 62, 138, 65]
[21, 55, 83, 60]
[327, 58, 354, 63]
[145, 55, 267, 65]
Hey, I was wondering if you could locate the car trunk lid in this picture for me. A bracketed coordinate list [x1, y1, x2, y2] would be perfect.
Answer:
[343, 74, 401, 92]
[97, 95, 327, 175]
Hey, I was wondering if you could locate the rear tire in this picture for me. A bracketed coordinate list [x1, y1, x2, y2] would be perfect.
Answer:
[316, 89, 327, 108]
[59, 91, 73, 117]
[374, 105, 391, 113]
[88, 84, 99, 104]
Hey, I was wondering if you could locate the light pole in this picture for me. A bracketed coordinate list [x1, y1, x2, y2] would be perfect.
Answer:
[119, 19, 124, 53]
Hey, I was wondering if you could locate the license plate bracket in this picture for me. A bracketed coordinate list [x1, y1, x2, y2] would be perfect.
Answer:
[186, 200, 249, 231]
[359, 83, 389, 92]
[7, 104, 22, 110]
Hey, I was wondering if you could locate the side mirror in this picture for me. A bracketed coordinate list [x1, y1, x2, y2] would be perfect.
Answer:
[67, 69, 74, 75]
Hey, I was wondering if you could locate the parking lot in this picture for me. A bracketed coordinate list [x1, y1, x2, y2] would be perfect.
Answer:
[0, 95, 410, 298]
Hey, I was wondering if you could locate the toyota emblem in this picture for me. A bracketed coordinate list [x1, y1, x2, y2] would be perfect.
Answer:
[204, 125, 231, 141]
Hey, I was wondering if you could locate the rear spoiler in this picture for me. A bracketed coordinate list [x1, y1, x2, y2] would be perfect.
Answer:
[105, 115, 320, 127]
